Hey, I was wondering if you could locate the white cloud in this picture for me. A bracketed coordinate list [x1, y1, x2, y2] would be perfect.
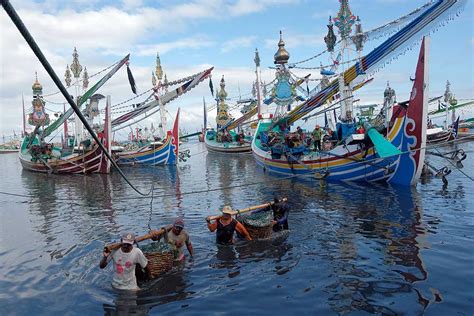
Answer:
[221, 36, 258, 53]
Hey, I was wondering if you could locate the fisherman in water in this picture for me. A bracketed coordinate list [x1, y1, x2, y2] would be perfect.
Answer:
[100, 233, 151, 290]
[269, 197, 289, 232]
[206, 206, 252, 245]
[151, 218, 194, 262]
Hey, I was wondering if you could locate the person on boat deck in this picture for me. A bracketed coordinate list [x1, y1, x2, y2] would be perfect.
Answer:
[238, 131, 245, 145]
[312, 124, 322, 151]
[152, 218, 194, 262]
[100, 233, 151, 291]
[206, 206, 252, 245]
[356, 125, 366, 134]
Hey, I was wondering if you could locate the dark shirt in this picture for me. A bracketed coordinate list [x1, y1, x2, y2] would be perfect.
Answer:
[261, 203, 289, 232]
[216, 219, 237, 245]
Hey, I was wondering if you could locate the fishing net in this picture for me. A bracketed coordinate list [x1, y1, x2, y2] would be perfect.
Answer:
[238, 209, 273, 239]
[139, 241, 175, 279]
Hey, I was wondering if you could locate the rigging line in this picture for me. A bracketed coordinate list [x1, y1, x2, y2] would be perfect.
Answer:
[41, 60, 122, 98]
[1, 139, 469, 202]
[110, 89, 154, 109]
[2, 0, 151, 197]
[433, 146, 474, 182]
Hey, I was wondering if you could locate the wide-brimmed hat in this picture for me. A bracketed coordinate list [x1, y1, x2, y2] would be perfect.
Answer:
[222, 205, 233, 215]
[121, 232, 135, 245]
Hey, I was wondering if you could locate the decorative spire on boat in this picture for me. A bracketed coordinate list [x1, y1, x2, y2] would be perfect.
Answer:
[28, 74, 50, 126]
[155, 52, 163, 81]
[216, 75, 232, 128]
[70, 47, 83, 79]
[351, 16, 366, 52]
[274, 31, 290, 65]
[82, 67, 89, 90]
[64, 65, 72, 87]
[324, 16, 337, 52]
[333, 0, 357, 40]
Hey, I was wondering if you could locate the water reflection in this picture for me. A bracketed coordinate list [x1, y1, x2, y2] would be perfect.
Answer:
[318, 184, 434, 314]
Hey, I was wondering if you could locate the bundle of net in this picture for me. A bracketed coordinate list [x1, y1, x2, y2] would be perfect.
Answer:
[239, 209, 273, 228]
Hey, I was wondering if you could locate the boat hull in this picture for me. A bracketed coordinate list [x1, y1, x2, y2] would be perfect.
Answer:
[204, 130, 251, 153]
[116, 134, 177, 165]
[115, 109, 180, 165]
[252, 38, 429, 186]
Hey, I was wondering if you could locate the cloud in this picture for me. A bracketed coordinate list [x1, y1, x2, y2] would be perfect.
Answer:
[221, 36, 258, 53]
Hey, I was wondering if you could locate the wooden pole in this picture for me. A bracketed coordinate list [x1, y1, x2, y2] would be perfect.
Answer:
[207, 198, 287, 221]
[104, 225, 172, 252]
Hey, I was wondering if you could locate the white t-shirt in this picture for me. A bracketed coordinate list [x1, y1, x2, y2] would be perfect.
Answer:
[106, 247, 148, 290]
[166, 229, 190, 261]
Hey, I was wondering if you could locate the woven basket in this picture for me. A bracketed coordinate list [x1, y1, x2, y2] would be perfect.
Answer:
[243, 223, 273, 239]
[144, 251, 174, 279]
[238, 209, 273, 239]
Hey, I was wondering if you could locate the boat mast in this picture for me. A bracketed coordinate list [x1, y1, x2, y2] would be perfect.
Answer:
[153, 52, 167, 139]
[443, 80, 452, 130]
[333, 0, 358, 123]
[254, 48, 263, 118]
[21, 93, 26, 137]
[383, 81, 396, 131]
[65, 48, 84, 146]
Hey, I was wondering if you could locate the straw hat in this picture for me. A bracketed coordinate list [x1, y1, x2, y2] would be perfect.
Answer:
[222, 205, 233, 215]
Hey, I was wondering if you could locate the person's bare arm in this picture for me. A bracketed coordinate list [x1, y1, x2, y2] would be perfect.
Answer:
[99, 249, 110, 269]
[206, 216, 217, 232]
[236, 221, 252, 241]
[186, 240, 194, 257]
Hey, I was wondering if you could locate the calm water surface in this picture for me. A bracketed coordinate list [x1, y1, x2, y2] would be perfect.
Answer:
[0, 141, 473, 315]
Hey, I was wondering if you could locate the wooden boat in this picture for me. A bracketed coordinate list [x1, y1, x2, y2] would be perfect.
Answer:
[204, 129, 252, 153]
[19, 103, 112, 174]
[253, 34, 432, 185]
[204, 76, 254, 154]
[115, 110, 180, 165]
[426, 127, 453, 144]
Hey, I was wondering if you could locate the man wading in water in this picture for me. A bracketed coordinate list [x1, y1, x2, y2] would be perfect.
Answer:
[100, 233, 151, 290]
[206, 206, 252, 245]
[151, 218, 194, 262]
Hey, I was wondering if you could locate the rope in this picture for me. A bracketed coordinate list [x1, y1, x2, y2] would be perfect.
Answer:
[434, 146, 474, 182]
[41, 59, 122, 98]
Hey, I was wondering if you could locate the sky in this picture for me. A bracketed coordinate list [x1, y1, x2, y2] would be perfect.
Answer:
[1, 0, 473, 141]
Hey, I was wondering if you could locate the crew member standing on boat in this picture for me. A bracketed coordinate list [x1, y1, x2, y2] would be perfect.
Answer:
[206, 206, 252, 245]
[100, 233, 151, 290]
[312, 125, 322, 151]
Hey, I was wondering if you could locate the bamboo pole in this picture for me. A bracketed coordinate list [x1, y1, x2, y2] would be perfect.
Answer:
[104, 225, 172, 252]
[207, 198, 287, 221]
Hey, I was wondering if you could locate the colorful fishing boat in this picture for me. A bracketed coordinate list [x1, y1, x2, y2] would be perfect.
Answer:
[115, 110, 180, 165]
[253, 38, 429, 185]
[18, 50, 131, 174]
[204, 76, 254, 153]
[251, 0, 465, 186]
[111, 54, 213, 164]
[19, 75, 112, 174]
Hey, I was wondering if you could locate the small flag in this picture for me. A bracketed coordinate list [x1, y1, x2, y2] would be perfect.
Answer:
[127, 64, 137, 94]
[452, 116, 460, 138]
[209, 77, 214, 96]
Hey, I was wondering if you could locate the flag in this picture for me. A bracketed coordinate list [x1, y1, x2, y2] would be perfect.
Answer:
[209, 77, 214, 96]
[452, 116, 460, 138]
[127, 63, 137, 94]
[324, 112, 328, 128]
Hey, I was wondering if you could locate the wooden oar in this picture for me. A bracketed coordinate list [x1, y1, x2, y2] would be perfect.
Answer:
[104, 225, 172, 252]
[207, 198, 287, 221]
